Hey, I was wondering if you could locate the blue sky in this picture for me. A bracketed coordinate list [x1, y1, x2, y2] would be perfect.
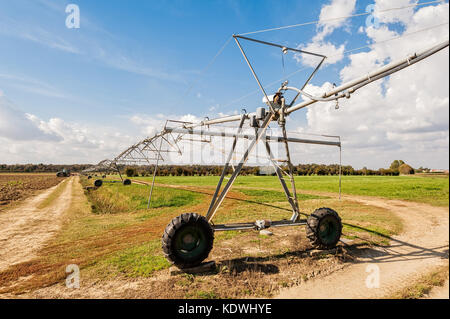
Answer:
[0, 0, 373, 123]
[0, 0, 448, 168]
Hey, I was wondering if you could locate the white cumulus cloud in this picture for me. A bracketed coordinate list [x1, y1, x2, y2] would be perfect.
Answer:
[296, 0, 356, 67]
[294, 2, 449, 169]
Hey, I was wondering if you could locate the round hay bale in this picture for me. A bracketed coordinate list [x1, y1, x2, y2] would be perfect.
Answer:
[94, 179, 103, 187]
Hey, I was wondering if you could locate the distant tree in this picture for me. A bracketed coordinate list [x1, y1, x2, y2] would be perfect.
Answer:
[390, 160, 405, 170]
[125, 167, 136, 177]
[315, 165, 327, 175]
[399, 163, 415, 175]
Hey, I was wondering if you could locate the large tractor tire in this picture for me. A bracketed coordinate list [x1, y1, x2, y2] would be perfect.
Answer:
[306, 207, 342, 249]
[94, 179, 103, 187]
[123, 179, 131, 185]
[162, 213, 214, 269]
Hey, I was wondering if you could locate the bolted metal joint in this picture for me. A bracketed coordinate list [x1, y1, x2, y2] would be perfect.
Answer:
[249, 114, 259, 128]
[256, 107, 266, 120]
[255, 219, 271, 230]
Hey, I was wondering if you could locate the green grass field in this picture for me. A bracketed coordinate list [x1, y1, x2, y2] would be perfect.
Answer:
[85, 182, 202, 214]
[130, 175, 449, 207]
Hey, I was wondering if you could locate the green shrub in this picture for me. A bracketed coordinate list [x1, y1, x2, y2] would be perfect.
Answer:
[125, 167, 136, 177]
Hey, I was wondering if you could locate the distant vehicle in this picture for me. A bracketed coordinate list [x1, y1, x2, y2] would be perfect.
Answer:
[56, 169, 70, 177]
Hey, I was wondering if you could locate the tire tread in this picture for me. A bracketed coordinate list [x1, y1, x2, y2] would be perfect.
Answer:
[306, 207, 342, 249]
[161, 213, 214, 268]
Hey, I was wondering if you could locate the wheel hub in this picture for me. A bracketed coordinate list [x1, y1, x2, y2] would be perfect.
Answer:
[319, 217, 338, 244]
[182, 234, 195, 245]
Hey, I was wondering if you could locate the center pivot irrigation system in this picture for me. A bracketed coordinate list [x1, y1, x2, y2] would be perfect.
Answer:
[159, 34, 449, 269]
[82, 125, 185, 190]
[84, 18, 448, 269]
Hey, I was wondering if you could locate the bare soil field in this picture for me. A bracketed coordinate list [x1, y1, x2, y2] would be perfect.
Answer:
[0, 174, 63, 209]
[0, 177, 72, 271]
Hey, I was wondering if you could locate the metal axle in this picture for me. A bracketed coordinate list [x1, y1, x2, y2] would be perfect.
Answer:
[213, 219, 307, 231]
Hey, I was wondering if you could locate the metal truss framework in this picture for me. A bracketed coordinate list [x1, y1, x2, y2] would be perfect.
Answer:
[86, 118, 343, 211]
[87, 35, 448, 233]
[164, 36, 448, 232]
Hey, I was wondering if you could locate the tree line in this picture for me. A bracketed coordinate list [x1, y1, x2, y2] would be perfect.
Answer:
[0, 160, 423, 177]
[123, 162, 412, 177]
[0, 164, 92, 173]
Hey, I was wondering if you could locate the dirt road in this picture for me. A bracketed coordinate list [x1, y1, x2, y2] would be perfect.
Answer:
[0, 177, 74, 272]
[277, 194, 449, 299]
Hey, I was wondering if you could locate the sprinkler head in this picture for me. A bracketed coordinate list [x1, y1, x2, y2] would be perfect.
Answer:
[335, 101, 339, 110]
